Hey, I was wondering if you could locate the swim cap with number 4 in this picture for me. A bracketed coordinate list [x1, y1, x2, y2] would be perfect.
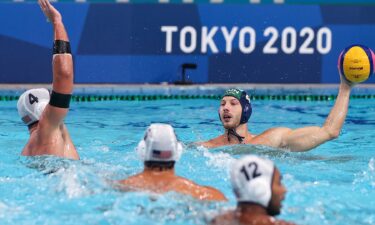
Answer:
[338, 45, 375, 83]
[17, 88, 50, 125]
[230, 155, 275, 207]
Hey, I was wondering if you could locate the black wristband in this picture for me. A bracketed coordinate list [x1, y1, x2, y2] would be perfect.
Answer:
[49, 91, 71, 108]
[53, 40, 71, 55]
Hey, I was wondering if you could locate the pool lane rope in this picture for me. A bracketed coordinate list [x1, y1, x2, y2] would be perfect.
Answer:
[0, 94, 375, 101]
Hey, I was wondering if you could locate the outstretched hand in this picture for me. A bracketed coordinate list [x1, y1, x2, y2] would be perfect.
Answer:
[38, 0, 62, 24]
[338, 68, 354, 89]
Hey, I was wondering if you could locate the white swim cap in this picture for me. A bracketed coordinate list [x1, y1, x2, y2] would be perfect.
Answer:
[17, 88, 50, 126]
[230, 155, 275, 207]
[136, 123, 183, 162]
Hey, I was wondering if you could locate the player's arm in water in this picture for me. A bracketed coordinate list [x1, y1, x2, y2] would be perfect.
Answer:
[264, 76, 352, 152]
[38, 0, 73, 131]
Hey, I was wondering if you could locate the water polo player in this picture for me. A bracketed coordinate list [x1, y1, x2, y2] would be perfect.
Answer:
[117, 123, 226, 201]
[17, 0, 79, 160]
[211, 155, 295, 225]
[200, 75, 354, 152]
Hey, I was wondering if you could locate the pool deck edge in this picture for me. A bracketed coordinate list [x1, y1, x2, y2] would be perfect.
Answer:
[1, 83, 375, 95]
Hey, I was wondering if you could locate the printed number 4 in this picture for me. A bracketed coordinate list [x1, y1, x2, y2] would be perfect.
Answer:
[240, 162, 261, 181]
[28, 93, 39, 105]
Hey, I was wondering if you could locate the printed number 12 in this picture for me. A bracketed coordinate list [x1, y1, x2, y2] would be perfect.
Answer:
[240, 162, 261, 181]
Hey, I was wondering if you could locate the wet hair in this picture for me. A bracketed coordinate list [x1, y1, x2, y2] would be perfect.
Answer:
[144, 161, 175, 170]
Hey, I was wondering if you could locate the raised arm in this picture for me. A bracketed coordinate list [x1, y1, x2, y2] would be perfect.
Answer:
[39, 0, 73, 128]
[278, 78, 352, 152]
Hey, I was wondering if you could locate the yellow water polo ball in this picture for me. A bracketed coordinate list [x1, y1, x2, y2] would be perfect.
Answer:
[338, 45, 375, 83]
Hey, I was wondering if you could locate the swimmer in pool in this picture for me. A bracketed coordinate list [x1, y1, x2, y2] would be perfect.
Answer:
[117, 123, 226, 201]
[199, 75, 353, 152]
[17, 0, 79, 160]
[211, 155, 295, 225]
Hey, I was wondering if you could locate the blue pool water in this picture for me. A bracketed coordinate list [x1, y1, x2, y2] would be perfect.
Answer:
[1, 98, 374, 225]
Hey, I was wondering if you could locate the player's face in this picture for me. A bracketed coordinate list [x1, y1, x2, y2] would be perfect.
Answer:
[219, 96, 242, 129]
[268, 169, 286, 216]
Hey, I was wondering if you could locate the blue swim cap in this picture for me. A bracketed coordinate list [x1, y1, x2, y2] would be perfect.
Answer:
[222, 88, 252, 124]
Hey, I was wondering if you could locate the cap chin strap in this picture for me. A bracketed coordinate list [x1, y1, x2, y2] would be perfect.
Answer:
[227, 128, 245, 143]
[27, 121, 39, 130]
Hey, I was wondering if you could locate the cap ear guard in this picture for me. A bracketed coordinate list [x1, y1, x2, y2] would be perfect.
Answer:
[239, 92, 252, 124]
[136, 139, 147, 161]
[174, 141, 184, 161]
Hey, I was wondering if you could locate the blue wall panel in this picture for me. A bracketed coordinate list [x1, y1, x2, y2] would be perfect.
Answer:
[0, 3, 375, 84]
[0, 35, 51, 83]
[75, 55, 208, 83]
[78, 4, 202, 55]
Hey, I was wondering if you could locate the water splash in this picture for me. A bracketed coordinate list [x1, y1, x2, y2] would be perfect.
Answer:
[352, 158, 375, 193]
[0, 201, 24, 220]
[101, 192, 224, 225]
[199, 146, 234, 170]
[51, 164, 111, 199]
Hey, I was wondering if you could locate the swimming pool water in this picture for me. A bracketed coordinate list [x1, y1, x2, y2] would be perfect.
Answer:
[1, 98, 374, 225]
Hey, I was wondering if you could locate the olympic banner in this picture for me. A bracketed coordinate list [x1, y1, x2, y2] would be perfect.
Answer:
[0, 4, 374, 83]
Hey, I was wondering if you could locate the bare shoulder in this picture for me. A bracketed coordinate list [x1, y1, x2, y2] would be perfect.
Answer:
[259, 216, 296, 225]
[173, 176, 200, 190]
[273, 219, 296, 225]
[22, 125, 60, 153]
[35, 117, 62, 138]
[197, 135, 225, 148]
[210, 211, 236, 225]
[259, 127, 292, 136]
[201, 185, 227, 201]
[176, 177, 227, 201]
[211, 213, 296, 225]
[249, 127, 292, 148]
[243, 216, 294, 225]
[116, 174, 143, 191]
